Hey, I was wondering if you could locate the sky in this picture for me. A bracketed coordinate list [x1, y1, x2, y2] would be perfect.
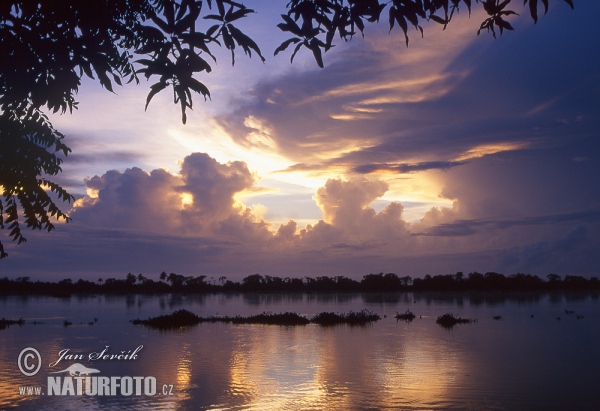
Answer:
[2, 1, 600, 282]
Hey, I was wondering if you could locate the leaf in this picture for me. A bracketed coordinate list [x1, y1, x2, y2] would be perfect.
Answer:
[164, 0, 175, 27]
[396, 13, 409, 46]
[180, 32, 217, 60]
[227, 24, 265, 61]
[222, 26, 234, 50]
[80, 62, 94, 79]
[150, 13, 171, 33]
[429, 14, 448, 26]
[226, 7, 255, 23]
[145, 81, 169, 110]
[174, 8, 201, 35]
[180, 99, 188, 124]
[290, 41, 304, 64]
[186, 78, 211, 99]
[207, 24, 220, 37]
[495, 16, 514, 33]
[186, 52, 212, 73]
[279, 14, 302, 36]
[204, 14, 222, 21]
[96, 70, 114, 93]
[528, 0, 538, 23]
[175, 0, 189, 21]
[112, 73, 122, 86]
[308, 38, 324, 68]
[216, 0, 225, 18]
[274, 37, 301, 55]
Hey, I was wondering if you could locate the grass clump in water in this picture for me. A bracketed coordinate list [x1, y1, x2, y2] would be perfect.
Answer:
[0, 318, 24, 330]
[311, 310, 380, 326]
[436, 313, 476, 328]
[225, 312, 310, 326]
[395, 310, 416, 322]
[132, 309, 201, 329]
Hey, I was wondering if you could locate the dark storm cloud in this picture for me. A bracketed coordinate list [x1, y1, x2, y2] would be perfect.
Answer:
[416, 210, 600, 237]
[65, 150, 143, 165]
[497, 226, 595, 273]
[352, 160, 469, 174]
[0, 225, 236, 280]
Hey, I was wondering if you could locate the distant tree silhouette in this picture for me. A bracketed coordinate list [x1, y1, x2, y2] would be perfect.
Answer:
[1, 270, 600, 296]
[125, 273, 137, 284]
[242, 273, 265, 290]
[0, 0, 575, 256]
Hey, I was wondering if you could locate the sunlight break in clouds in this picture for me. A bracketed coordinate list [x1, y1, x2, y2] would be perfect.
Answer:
[213, 10, 495, 219]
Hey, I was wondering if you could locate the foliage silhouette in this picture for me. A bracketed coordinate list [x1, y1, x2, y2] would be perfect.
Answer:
[0, 0, 263, 256]
[275, 0, 575, 65]
[1, 0, 574, 256]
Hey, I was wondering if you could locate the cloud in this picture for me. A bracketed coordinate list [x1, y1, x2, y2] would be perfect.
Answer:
[179, 153, 257, 224]
[73, 167, 183, 233]
[497, 226, 592, 273]
[352, 160, 469, 174]
[69, 154, 413, 252]
[62, 160, 419, 269]
[294, 178, 410, 247]
[214, 13, 483, 172]
[5, 150, 600, 279]
[415, 210, 600, 237]
[212, 2, 600, 191]
[65, 150, 143, 166]
[72, 153, 263, 237]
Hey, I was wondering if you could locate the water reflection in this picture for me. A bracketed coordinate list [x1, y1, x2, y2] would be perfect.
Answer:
[1, 292, 599, 410]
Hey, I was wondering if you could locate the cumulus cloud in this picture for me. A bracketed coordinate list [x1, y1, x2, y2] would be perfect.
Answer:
[74, 167, 183, 233]
[308, 178, 409, 243]
[179, 153, 257, 225]
[71, 155, 416, 248]
[73, 153, 263, 237]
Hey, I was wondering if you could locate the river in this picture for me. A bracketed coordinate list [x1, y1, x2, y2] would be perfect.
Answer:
[1, 292, 598, 410]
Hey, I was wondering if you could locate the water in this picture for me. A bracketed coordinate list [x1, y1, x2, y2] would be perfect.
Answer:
[1, 292, 599, 410]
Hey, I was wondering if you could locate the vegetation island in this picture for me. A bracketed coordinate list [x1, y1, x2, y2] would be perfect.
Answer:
[132, 309, 382, 329]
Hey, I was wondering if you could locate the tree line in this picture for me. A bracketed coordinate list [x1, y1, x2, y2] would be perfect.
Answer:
[1, 271, 598, 295]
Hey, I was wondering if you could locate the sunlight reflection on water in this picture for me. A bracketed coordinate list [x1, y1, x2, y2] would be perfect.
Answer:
[1, 292, 599, 410]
